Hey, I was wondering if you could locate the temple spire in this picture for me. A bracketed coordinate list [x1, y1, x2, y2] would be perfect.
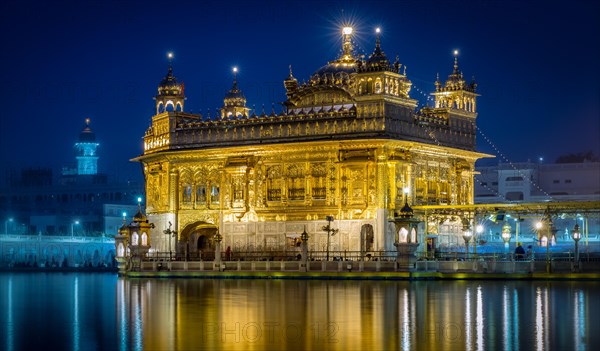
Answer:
[453, 50, 459, 74]
[341, 26, 354, 59]
[232, 66, 238, 89]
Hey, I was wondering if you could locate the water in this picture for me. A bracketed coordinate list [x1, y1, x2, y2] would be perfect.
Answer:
[0, 273, 598, 350]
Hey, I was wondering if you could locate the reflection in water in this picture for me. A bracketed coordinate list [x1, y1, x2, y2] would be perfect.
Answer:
[73, 276, 79, 351]
[536, 287, 544, 351]
[112, 279, 600, 351]
[6, 276, 12, 351]
[476, 286, 483, 351]
[1, 274, 599, 350]
[465, 288, 472, 351]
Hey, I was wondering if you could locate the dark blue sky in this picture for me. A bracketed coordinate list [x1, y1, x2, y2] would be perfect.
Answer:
[1, 0, 598, 181]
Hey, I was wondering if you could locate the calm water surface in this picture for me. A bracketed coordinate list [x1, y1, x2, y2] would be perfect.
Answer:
[0, 273, 598, 350]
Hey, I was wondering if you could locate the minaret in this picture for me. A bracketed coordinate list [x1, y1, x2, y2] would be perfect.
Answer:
[430, 50, 479, 115]
[221, 67, 250, 119]
[354, 27, 415, 104]
[154, 52, 186, 114]
[283, 65, 298, 99]
[75, 118, 99, 175]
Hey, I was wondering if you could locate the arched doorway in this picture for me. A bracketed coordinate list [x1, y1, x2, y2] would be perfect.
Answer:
[360, 224, 374, 255]
[179, 222, 218, 260]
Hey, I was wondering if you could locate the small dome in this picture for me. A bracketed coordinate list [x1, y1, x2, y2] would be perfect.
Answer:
[78, 118, 96, 142]
[399, 201, 414, 219]
[159, 66, 179, 88]
[133, 208, 147, 223]
[364, 36, 391, 71]
[118, 222, 129, 236]
[224, 86, 245, 101]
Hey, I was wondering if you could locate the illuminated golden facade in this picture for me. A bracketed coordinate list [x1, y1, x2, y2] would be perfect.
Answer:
[135, 28, 490, 255]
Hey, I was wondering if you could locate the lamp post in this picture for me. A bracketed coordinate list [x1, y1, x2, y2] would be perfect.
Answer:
[462, 221, 472, 260]
[322, 215, 339, 261]
[5, 218, 14, 235]
[300, 226, 309, 272]
[475, 224, 484, 257]
[163, 221, 177, 261]
[501, 221, 511, 257]
[71, 220, 80, 238]
[214, 231, 223, 271]
[391, 196, 421, 271]
[572, 223, 581, 271]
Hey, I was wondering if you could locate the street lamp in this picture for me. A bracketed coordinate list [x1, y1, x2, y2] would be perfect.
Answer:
[573, 223, 581, 271]
[322, 215, 339, 261]
[462, 220, 472, 260]
[71, 220, 80, 238]
[535, 222, 543, 246]
[5, 218, 14, 235]
[501, 221, 512, 256]
[300, 226, 309, 272]
[163, 221, 177, 261]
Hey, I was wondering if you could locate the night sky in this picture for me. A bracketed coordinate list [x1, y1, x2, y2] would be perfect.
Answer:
[0, 0, 598, 182]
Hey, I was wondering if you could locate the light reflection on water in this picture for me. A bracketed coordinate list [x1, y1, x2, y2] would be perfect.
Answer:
[1, 274, 599, 350]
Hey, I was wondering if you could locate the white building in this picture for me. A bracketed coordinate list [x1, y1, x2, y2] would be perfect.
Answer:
[475, 161, 600, 203]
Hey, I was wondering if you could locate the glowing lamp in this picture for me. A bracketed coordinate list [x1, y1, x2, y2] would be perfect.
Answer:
[375, 27, 381, 34]
[453, 49, 459, 56]
[476, 224, 484, 234]
[572, 224, 581, 242]
[343, 27, 353, 35]
[403, 187, 410, 195]
[501, 221, 511, 244]
[233, 66, 238, 73]
[535, 222, 542, 230]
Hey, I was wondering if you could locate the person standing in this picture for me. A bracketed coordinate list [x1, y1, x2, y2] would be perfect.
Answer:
[515, 243, 525, 260]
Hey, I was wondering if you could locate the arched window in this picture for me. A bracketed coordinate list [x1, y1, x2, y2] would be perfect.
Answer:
[117, 243, 125, 257]
[131, 232, 139, 246]
[182, 185, 192, 203]
[196, 184, 207, 205]
[398, 228, 409, 243]
[375, 80, 382, 94]
[141, 232, 148, 246]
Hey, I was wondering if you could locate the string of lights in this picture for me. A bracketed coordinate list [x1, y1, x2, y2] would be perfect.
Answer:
[410, 81, 553, 200]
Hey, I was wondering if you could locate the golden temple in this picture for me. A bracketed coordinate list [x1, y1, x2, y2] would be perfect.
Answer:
[134, 26, 490, 257]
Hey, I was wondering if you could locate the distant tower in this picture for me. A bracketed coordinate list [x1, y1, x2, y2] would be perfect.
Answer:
[75, 118, 99, 175]
[221, 67, 250, 118]
[154, 52, 186, 114]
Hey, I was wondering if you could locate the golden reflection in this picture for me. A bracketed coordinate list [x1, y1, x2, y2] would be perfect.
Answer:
[476, 286, 483, 351]
[113, 279, 598, 351]
[465, 287, 472, 351]
[535, 287, 544, 351]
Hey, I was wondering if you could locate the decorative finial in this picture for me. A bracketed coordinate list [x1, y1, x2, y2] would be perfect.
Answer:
[342, 26, 354, 58]
[453, 50, 459, 74]
[85, 117, 91, 126]
[375, 27, 381, 50]
[289, 65, 293, 77]
[167, 52, 174, 72]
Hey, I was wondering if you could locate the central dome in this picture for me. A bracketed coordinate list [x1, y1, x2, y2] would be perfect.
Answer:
[314, 61, 357, 76]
